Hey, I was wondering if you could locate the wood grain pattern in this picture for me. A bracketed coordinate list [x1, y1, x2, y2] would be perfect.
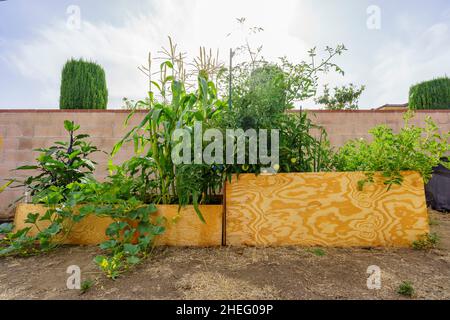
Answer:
[225, 172, 429, 247]
[14, 204, 222, 246]
[154, 205, 223, 246]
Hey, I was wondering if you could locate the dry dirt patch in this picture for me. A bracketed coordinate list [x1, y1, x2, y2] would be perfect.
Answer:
[0, 209, 449, 300]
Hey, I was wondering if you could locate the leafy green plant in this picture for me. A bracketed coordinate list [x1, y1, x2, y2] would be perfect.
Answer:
[412, 233, 439, 250]
[113, 57, 227, 222]
[14, 120, 101, 202]
[0, 186, 78, 256]
[216, 44, 344, 176]
[335, 111, 450, 190]
[60, 176, 166, 279]
[397, 281, 414, 297]
[2, 121, 102, 257]
[220, 45, 347, 132]
[80, 279, 94, 294]
[60, 58, 108, 110]
[279, 112, 335, 173]
[307, 248, 326, 257]
[315, 83, 365, 110]
[409, 76, 450, 110]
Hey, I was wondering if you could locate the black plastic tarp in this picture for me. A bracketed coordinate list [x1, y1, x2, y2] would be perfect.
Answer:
[425, 160, 450, 212]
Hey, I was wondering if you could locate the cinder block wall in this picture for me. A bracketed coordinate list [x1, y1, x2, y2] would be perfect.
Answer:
[1, 109, 449, 220]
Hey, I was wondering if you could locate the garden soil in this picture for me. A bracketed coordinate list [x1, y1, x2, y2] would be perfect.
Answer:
[0, 209, 449, 300]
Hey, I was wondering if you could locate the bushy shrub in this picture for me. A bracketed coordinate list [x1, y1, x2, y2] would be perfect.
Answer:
[15, 120, 101, 201]
[335, 111, 450, 190]
[409, 76, 450, 110]
[315, 83, 365, 110]
[59, 59, 108, 109]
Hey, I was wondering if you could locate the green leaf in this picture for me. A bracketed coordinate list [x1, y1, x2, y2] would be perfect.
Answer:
[137, 221, 152, 235]
[126, 256, 140, 265]
[193, 198, 206, 224]
[106, 221, 128, 237]
[15, 165, 38, 170]
[99, 240, 117, 250]
[0, 180, 13, 193]
[94, 255, 107, 265]
[123, 243, 140, 256]
[138, 235, 152, 248]
[69, 150, 82, 160]
[10, 227, 31, 239]
[64, 120, 74, 132]
[0, 223, 14, 234]
[25, 213, 40, 224]
[39, 210, 53, 222]
[44, 223, 61, 235]
[152, 225, 165, 235]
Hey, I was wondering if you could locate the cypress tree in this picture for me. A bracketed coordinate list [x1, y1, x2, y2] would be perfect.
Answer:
[59, 58, 108, 109]
[409, 76, 450, 110]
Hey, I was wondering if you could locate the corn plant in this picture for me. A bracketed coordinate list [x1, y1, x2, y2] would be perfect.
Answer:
[112, 59, 227, 221]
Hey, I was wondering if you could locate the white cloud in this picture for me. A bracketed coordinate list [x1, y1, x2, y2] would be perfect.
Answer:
[3, 0, 306, 109]
[2, 0, 450, 109]
[367, 22, 450, 107]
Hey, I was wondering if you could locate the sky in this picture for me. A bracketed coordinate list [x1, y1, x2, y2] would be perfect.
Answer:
[0, 0, 449, 109]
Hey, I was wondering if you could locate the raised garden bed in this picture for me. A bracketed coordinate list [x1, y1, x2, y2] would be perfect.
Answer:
[225, 171, 429, 247]
[14, 204, 223, 246]
[14, 171, 429, 248]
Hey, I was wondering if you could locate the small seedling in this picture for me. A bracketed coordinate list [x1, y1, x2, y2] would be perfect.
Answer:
[397, 281, 414, 297]
[412, 233, 439, 250]
[80, 279, 94, 294]
[307, 248, 326, 257]
[428, 218, 439, 226]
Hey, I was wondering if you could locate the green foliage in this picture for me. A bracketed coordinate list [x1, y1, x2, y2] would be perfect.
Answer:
[307, 248, 326, 256]
[279, 112, 335, 173]
[0, 199, 75, 257]
[412, 233, 439, 250]
[222, 45, 347, 131]
[0, 180, 13, 193]
[217, 46, 344, 176]
[409, 76, 450, 110]
[60, 58, 108, 110]
[230, 63, 287, 129]
[80, 280, 94, 294]
[15, 120, 101, 202]
[2, 122, 103, 257]
[113, 60, 227, 222]
[315, 83, 365, 110]
[335, 111, 450, 190]
[1, 174, 166, 278]
[397, 281, 414, 297]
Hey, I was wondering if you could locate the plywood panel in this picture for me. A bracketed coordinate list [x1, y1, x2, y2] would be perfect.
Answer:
[14, 204, 222, 246]
[155, 205, 223, 246]
[225, 172, 429, 247]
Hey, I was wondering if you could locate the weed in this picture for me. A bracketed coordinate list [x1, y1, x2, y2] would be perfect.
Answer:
[428, 218, 439, 226]
[307, 248, 326, 257]
[397, 281, 414, 297]
[412, 233, 439, 250]
[80, 279, 94, 294]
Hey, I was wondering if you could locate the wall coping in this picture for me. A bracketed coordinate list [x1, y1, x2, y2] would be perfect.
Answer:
[1, 109, 449, 113]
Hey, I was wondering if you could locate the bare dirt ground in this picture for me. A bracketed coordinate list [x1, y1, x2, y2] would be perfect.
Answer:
[0, 209, 449, 300]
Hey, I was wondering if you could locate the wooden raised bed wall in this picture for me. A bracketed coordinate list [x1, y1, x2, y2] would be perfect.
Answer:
[14, 171, 430, 247]
[225, 171, 429, 247]
[14, 204, 223, 246]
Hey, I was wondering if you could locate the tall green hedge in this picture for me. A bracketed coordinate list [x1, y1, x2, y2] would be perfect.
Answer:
[409, 76, 450, 110]
[59, 59, 108, 109]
